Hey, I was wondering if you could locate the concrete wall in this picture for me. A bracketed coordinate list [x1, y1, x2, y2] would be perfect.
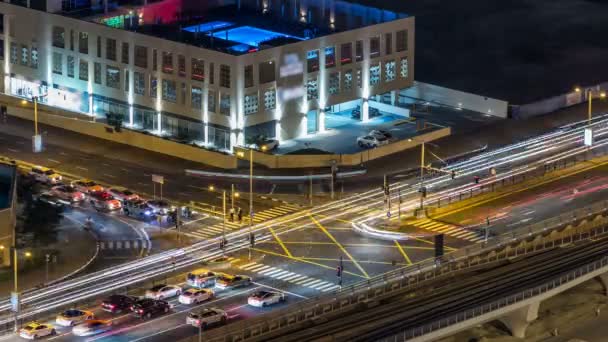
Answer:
[512, 84, 608, 119]
[402, 81, 509, 118]
[369, 100, 410, 117]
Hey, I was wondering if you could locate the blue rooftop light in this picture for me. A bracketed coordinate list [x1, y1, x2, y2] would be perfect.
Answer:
[183, 21, 234, 33]
[212, 26, 304, 47]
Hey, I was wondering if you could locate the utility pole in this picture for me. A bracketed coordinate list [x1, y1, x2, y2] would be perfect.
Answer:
[383, 174, 388, 209]
[248, 148, 254, 261]
[309, 172, 313, 207]
[398, 189, 402, 219]
[222, 190, 226, 256]
[419, 142, 425, 211]
[231, 184, 235, 211]
[45, 254, 50, 284]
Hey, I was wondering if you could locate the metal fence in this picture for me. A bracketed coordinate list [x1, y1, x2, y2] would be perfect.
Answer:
[182, 200, 608, 342]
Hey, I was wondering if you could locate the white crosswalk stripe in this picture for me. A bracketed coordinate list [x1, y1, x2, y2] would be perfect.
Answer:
[410, 219, 484, 242]
[236, 262, 339, 292]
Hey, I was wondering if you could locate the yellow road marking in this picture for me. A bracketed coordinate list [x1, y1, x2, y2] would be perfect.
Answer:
[256, 241, 437, 250]
[394, 240, 413, 265]
[300, 257, 408, 266]
[309, 214, 370, 279]
[268, 227, 292, 258]
[250, 248, 367, 279]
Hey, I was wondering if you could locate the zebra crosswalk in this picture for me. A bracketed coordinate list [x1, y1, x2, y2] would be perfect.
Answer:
[249, 204, 303, 223]
[410, 219, 483, 242]
[238, 262, 341, 292]
[184, 220, 242, 239]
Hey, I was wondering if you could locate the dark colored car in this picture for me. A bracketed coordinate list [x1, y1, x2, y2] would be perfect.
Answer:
[101, 295, 137, 313]
[131, 298, 170, 319]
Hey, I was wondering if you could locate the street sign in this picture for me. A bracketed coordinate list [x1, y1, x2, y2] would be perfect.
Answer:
[584, 128, 593, 147]
[10, 292, 19, 313]
[152, 174, 164, 184]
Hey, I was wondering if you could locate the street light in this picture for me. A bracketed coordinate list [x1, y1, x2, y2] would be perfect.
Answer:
[208, 186, 226, 256]
[575, 87, 607, 125]
[236, 148, 255, 260]
[12, 250, 31, 331]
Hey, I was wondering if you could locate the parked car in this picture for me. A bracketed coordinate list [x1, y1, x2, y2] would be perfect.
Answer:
[178, 288, 214, 305]
[186, 308, 228, 329]
[357, 135, 389, 148]
[72, 320, 112, 337]
[247, 291, 286, 307]
[29, 166, 62, 184]
[101, 295, 137, 313]
[215, 274, 252, 290]
[72, 179, 104, 194]
[146, 200, 175, 215]
[19, 322, 56, 339]
[123, 199, 155, 219]
[186, 269, 219, 288]
[145, 284, 182, 300]
[55, 309, 94, 326]
[89, 191, 122, 211]
[51, 185, 86, 203]
[369, 129, 393, 139]
[131, 298, 171, 319]
[108, 187, 139, 202]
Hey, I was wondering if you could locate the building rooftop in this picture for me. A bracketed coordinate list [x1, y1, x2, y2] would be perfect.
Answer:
[66, 0, 407, 56]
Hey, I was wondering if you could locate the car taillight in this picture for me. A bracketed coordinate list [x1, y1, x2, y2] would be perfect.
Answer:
[139, 309, 144, 314]
[196, 320, 201, 325]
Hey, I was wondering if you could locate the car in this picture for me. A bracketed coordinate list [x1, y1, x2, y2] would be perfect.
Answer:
[34, 192, 68, 208]
[131, 298, 171, 319]
[89, 191, 122, 211]
[29, 166, 62, 184]
[247, 290, 286, 307]
[146, 200, 175, 215]
[72, 179, 104, 194]
[186, 308, 228, 329]
[369, 129, 393, 139]
[51, 185, 85, 203]
[55, 309, 94, 326]
[145, 284, 182, 300]
[357, 135, 389, 148]
[123, 199, 155, 219]
[18, 322, 56, 340]
[215, 274, 252, 290]
[179, 288, 214, 305]
[256, 139, 279, 151]
[108, 187, 139, 202]
[186, 269, 219, 288]
[72, 320, 112, 337]
[101, 294, 137, 313]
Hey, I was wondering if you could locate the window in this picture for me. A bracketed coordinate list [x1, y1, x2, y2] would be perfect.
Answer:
[325, 46, 335, 68]
[162, 79, 176, 102]
[340, 43, 352, 65]
[264, 88, 276, 110]
[52, 26, 65, 48]
[134, 45, 147, 69]
[220, 65, 230, 88]
[125, 70, 130, 92]
[259, 60, 275, 84]
[191, 86, 202, 109]
[20, 45, 28, 66]
[30, 44, 38, 69]
[220, 93, 231, 115]
[67, 55, 75, 78]
[69, 30, 74, 51]
[106, 38, 116, 61]
[385, 60, 396, 82]
[306, 77, 318, 100]
[121, 42, 129, 64]
[208, 90, 216, 112]
[52, 52, 62, 74]
[396, 30, 408, 52]
[244, 93, 258, 115]
[78, 32, 88, 54]
[162, 52, 173, 73]
[370, 36, 380, 58]
[344, 70, 353, 91]
[209, 63, 215, 84]
[191, 58, 204, 81]
[178, 55, 186, 77]
[106, 66, 120, 88]
[357, 68, 362, 88]
[180, 82, 186, 105]
[96, 37, 101, 58]
[385, 33, 393, 55]
[400, 57, 409, 78]
[134, 71, 145, 95]
[355, 40, 363, 62]
[152, 49, 158, 71]
[79, 59, 88, 81]
[329, 72, 340, 95]
[369, 62, 380, 86]
[94, 62, 101, 84]
[307, 50, 319, 73]
[244, 65, 254, 88]
[9, 43, 16, 64]
[150, 76, 158, 98]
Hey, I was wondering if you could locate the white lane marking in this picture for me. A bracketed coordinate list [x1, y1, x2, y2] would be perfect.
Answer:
[315, 282, 336, 290]
[47, 159, 60, 163]
[244, 264, 267, 272]
[259, 268, 281, 276]
[283, 274, 304, 282]
[187, 185, 206, 190]
[6, 148, 19, 153]
[322, 285, 341, 292]
[301, 279, 323, 287]
[59, 151, 67, 156]
[104, 174, 116, 178]
[76, 166, 88, 171]
[275, 272, 296, 280]
[294, 277, 311, 285]
[267, 270, 289, 277]
[252, 282, 309, 299]
[524, 210, 536, 216]
[120, 168, 129, 172]
[102, 163, 110, 167]
[239, 262, 257, 269]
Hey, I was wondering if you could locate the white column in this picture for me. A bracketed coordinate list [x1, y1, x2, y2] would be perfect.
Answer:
[390, 90, 397, 106]
[317, 108, 325, 132]
[499, 302, 540, 339]
[362, 98, 369, 122]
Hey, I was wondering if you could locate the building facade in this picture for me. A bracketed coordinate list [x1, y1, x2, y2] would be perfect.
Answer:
[0, 0, 414, 151]
[0, 163, 16, 267]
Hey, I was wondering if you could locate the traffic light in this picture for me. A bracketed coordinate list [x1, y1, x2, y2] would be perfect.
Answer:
[451, 170, 456, 179]
[434, 234, 444, 258]
[249, 232, 255, 247]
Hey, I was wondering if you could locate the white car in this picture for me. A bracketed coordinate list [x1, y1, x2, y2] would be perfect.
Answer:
[178, 288, 214, 305]
[187, 269, 219, 288]
[55, 309, 94, 326]
[107, 187, 139, 202]
[72, 320, 112, 337]
[186, 308, 228, 328]
[29, 166, 62, 184]
[247, 290, 286, 307]
[369, 129, 392, 139]
[145, 284, 182, 300]
[19, 322, 56, 339]
[357, 135, 389, 148]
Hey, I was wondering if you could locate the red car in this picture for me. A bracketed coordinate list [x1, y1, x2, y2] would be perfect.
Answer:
[90, 191, 122, 211]
[51, 185, 86, 203]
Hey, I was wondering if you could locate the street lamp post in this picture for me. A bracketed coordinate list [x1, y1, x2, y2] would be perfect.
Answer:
[11, 249, 31, 332]
[575, 87, 606, 125]
[419, 142, 425, 212]
[236, 148, 256, 261]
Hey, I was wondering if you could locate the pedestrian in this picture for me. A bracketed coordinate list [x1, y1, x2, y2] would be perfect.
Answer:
[238, 208, 243, 222]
